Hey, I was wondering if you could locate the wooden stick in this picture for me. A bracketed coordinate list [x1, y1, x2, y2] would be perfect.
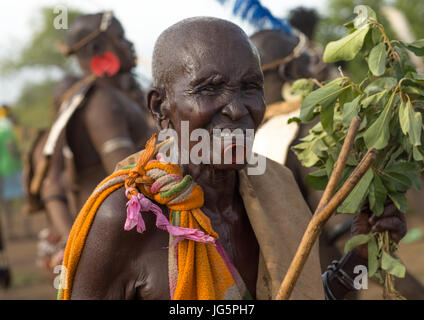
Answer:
[275, 147, 377, 300]
[316, 116, 361, 213]
[274, 116, 361, 300]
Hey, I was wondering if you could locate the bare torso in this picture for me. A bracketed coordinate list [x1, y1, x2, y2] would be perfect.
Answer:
[66, 83, 153, 209]
[71, 182, 259, 300]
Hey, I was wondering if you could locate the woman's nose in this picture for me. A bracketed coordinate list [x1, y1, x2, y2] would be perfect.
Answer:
[221, 97, 249, 121]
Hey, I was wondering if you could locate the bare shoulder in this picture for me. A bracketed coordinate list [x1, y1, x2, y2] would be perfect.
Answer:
[85, 86, 123, 116]
[71, 187, 142, 299]
[71, 185, 170, 299]
[75, 187, 133, 266]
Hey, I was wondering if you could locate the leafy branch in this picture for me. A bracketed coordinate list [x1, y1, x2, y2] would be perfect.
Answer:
[291, 5, 424, 300]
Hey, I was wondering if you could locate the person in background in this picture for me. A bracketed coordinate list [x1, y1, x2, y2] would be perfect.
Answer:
[0, 105, 34, 240]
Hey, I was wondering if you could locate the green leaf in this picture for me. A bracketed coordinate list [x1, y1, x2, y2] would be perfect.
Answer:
[343, 96, 361, 126]
[381, 252, 406, 278]
[338, 169, 374, 214]
[401, 228, 423, 244]
[402, 86, 424, 96]
[344, 233, 372, 254]
[368, 43, 387, 76]
[374, 271, 384, 284]
[388, 192, 408, 213]
[364, 77, 397, 95]
[371, 27, 381, 44]
[292, 134, 328, 168]
[299, 79, 346, 122]
[394, 45, 416, 76]
[323, 25, 370, 63]
[320, 102, 334, 134]
[361, 90, 387, 109]
[369, 174, 387, 216]
[368, 236, 379, 277]
[400, 39, 424, 56]
[287, 116, 300, 125]
[292, 144, 318, 167]
[399, 98, 422, 147]
[325, 157, 335, 177]
[413, 146, 424, 161]
[338, 87, 355, 107]
[410, 72, 424, 81]
[382, 172, 412, 192]
[292, 79, 315, 98]
[405, 72, 424, 87]
[385, 161, 422, 191]
[353, 5, 377, 28]
[363, 95, 393, 149]
[305, 169, 328, 190]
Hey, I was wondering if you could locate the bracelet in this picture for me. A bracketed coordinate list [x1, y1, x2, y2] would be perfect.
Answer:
[41, 194, 68, 205]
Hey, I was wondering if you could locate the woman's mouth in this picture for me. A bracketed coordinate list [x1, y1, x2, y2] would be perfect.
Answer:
[211, 129, 250, 164]
[223, 143, 246, 163]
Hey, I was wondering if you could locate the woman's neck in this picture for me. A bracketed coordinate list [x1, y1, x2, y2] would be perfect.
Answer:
[181, 163, 239, 213]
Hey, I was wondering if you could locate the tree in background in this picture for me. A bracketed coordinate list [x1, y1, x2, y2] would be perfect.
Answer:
[0, 7, 81, 139]
[314, 0, 424, 82]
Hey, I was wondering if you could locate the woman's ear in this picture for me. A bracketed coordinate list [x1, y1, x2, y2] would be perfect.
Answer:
[147, 87, 171, 131]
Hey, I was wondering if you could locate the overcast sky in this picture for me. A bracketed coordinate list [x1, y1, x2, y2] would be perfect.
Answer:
[0, 0, 326, 104]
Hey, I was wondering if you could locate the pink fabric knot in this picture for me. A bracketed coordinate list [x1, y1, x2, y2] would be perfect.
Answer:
[124, 194, 146, 233]
[156, 153, 167, 163]
[124, 191, 161, 234]
[167, 225, 216, 247]
[124, 189, 216, 246]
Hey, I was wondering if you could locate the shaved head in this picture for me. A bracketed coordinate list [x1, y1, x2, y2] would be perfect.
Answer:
[147, 16, 265, 170]
[152, 17, 260, 90]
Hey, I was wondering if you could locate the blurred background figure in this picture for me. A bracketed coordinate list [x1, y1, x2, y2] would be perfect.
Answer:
[24, 11, 155, 277]
[0, 105, 34, 241]
[23, 76, 80, 276]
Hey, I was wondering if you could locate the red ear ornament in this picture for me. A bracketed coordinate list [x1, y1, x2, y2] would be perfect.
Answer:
[90, 52, 121, 77]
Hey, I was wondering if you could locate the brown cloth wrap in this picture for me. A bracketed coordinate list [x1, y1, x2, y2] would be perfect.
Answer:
[115, 153, 324, 300]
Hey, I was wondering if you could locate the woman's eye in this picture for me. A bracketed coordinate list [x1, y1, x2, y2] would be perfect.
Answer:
[198, 84, 221, 95]
[202, 86, 216, 92]
[243, 83, 261, 91]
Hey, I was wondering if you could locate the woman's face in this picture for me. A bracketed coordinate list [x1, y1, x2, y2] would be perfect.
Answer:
[161, 32, 266, 170]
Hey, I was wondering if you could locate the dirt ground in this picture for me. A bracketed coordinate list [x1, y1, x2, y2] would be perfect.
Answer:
[0, 209, 57, 300]
[0, 201, 423, 300]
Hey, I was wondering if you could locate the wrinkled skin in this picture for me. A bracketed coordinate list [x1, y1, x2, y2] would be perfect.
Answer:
[71, 18, 263, 300]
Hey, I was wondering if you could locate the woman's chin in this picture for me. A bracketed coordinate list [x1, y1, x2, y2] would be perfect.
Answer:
[210, 162, 247, 171]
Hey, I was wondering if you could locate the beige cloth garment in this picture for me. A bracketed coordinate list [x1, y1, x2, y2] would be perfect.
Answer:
[239, 158, 323, 300]
[115, 150, 324, 300]
[253, 100, 301, 164]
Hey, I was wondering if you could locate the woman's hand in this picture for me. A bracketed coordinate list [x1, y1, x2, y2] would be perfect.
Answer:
[350, 203, 407, 259]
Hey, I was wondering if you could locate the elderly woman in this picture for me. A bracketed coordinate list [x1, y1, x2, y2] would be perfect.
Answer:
[59, 17, 406, 300]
